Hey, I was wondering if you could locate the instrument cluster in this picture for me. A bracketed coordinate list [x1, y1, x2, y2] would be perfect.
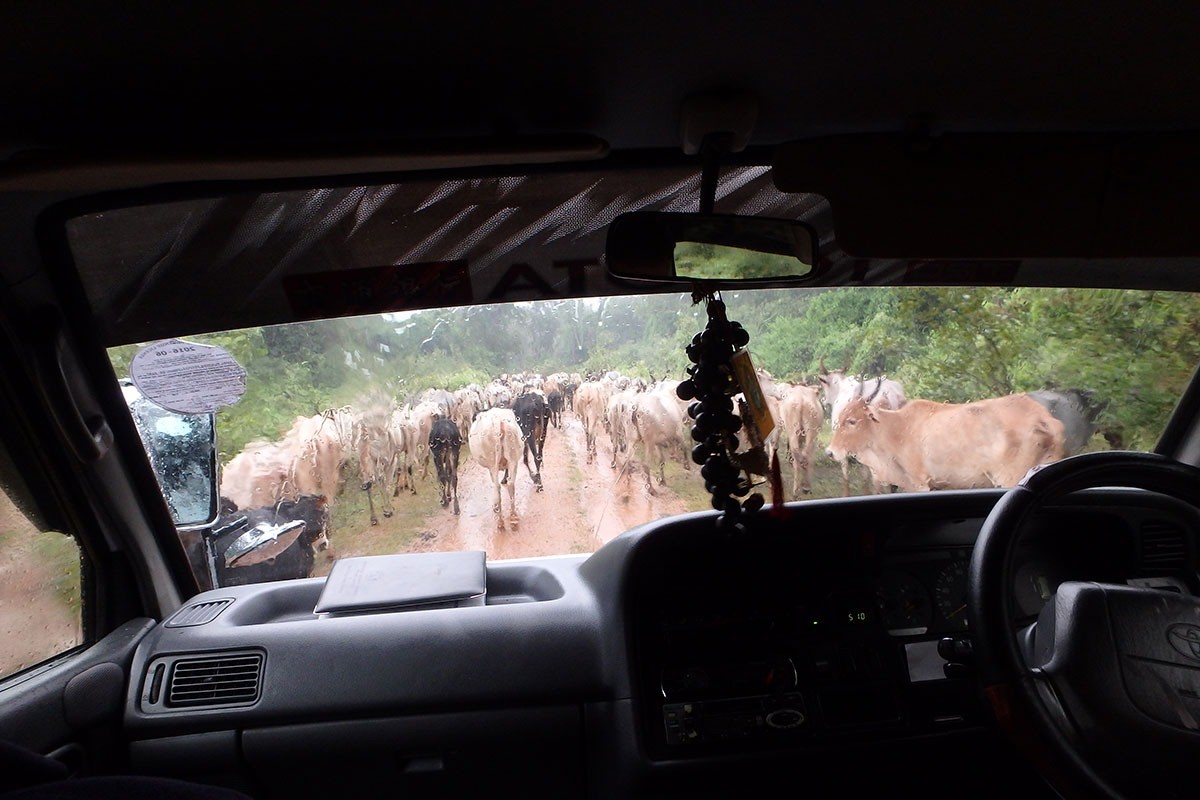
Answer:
[873, 549, 1056, 637]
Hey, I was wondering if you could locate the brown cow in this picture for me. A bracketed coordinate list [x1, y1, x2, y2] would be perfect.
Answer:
[828, 394, 1065, 492]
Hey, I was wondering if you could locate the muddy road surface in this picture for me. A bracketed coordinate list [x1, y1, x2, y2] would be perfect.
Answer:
[406, 415, 693, 560]
[0, 493, 82, 676]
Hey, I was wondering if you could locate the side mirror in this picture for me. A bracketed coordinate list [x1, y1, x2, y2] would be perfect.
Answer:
[121, 380, 219, 529]
[605, 211, 820, 285]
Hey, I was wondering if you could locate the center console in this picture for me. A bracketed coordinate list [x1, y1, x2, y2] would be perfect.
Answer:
[627, 513, 988, 761]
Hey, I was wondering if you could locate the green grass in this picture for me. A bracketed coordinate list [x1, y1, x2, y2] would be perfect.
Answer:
[661, 460, 712, 512]
[31, 532, 82, 616]
[563, 457, 594, 552]
[1, 520, 82, 617]
[658, 426, 862, 513]
[316, 462, 447, 575]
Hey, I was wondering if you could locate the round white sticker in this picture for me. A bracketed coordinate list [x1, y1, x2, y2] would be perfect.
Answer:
[130, 339, 247, 414]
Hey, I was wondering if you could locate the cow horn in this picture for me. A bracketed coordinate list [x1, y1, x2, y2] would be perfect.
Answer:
[819, 355, 828, 374]
[842, 353, 852, 372]
[865, 377, 883, 403]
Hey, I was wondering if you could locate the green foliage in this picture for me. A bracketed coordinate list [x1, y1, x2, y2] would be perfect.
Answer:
[109, 288, 1200, 465]
[1014, 289, 1200, 449]
[675, 242, 806, 281]
[892, 288, 1029, 400]
[32, 531, 81, 617]
[752, 289, 898, 378]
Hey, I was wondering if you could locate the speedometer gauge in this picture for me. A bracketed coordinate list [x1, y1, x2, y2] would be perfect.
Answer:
[934, 559, 970, 629]
[876, 571, 932, 635]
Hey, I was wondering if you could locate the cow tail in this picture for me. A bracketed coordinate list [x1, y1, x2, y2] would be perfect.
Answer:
[508, 420, 521, 477]
[497, 420, 508, 469]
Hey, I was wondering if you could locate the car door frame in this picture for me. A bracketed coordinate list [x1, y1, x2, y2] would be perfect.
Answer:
[0, 190, 199, 774]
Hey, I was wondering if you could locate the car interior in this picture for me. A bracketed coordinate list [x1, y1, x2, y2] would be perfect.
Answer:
[3, 4, 1200, 799]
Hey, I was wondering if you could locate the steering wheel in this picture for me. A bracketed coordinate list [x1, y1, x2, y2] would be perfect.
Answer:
[969, 450, 1200, 800]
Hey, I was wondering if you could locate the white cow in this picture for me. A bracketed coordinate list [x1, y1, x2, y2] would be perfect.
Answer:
[453, 386, 483, 439]
[628, 391, 689, 494]
[351, 402, 400, 525]
[777, 385, 825, 498]
[606, 388, 639, 468]
[219, 438, 296, 510]
[574, 381, 610, 464]
[469, 408, 523, 529]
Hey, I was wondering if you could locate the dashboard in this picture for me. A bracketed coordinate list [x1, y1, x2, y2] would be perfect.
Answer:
[119, 488, 1199, 798]
[625, 489, 1197, 763]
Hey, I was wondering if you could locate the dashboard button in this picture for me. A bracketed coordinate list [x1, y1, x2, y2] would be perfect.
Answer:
[937, 635, 974, 662]
[765, 708, 806, 729]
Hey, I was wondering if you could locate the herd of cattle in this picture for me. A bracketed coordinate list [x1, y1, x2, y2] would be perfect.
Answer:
[206, 363, 1103, 583]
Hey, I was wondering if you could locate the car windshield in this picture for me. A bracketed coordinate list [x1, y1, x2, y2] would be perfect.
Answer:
[101, 285, 1200, 585]
[61, 166, 1200, 588]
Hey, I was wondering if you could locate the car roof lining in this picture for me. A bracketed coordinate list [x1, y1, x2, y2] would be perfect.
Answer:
[775, 132, 1200, 259]
[4, 3, 1200, 156]
[0, 135, 614, 193]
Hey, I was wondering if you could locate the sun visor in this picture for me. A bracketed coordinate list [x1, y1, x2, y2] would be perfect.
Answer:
[63, 166, 825, 345]
[1, 135, 610, 191]
[773, 133, 1200, 258]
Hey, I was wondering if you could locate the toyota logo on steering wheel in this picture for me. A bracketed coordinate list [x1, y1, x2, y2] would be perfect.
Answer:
[1167, 623, 1200, 661]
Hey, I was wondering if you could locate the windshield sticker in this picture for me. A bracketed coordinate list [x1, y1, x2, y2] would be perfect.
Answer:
[284, 260, 472, 318]
[130, 339, 247, 414]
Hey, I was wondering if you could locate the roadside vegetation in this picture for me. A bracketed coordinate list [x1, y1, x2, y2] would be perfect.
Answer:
[111, 287, 1200, 460]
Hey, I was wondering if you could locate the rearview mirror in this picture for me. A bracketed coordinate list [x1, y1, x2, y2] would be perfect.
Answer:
[605, 212, 819, 285]
[121, 380, 219, 529]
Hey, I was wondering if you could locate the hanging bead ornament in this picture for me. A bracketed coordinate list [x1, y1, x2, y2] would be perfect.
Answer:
[676, 293, 769, 531]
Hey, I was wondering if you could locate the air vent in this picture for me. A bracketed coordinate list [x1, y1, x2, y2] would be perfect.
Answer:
[166, 598, 234, 627]
[166, 653, 263, 708]
[1139, 520, 1189, 573]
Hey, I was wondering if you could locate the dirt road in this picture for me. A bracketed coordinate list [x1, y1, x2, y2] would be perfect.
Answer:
[0, 493, 82, 676]
[317, 408, 855, 573]
[406, 415, 692, 559]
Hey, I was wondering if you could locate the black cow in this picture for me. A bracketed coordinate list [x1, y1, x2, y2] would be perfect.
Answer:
[429, 417, 462, 514]
[563, 382, 578, 412]
[547, 391, 565, 428]
[1026, 388, 1105, 456]
[511, 391, 550, 491]
[204, 494, 332, 587]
